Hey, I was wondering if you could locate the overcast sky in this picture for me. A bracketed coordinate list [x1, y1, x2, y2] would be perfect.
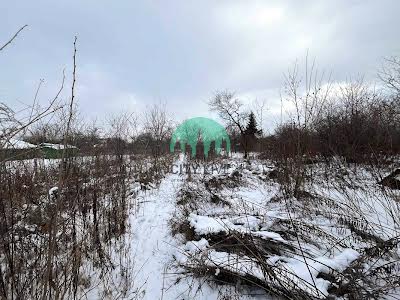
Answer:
[1, 0, 399, 132]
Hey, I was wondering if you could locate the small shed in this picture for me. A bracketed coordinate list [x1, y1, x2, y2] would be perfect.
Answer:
[39, 143, 78, 159]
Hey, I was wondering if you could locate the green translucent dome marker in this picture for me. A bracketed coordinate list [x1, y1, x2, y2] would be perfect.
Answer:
[170, 117, 231, 158]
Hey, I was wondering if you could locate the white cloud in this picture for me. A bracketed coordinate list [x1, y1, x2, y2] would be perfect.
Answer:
[76, 64, 143, 118]
[1, 0, 398, 132]
[217, 2, 285, 30]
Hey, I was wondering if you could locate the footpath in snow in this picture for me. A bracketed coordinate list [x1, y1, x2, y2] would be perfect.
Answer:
[127, 163, 243, 300]
[129, 172, 183, 299]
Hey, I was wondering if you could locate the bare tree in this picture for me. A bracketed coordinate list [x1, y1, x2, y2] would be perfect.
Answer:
[208, 91, 249, 158]
[106, 112, 137, 157]
[379, 56, 400, 94]
[283, 55, 332, 133]
[143, 103, 172, 171]
[252, 98, 268, 136]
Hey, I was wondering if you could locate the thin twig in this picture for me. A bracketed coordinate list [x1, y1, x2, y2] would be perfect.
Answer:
[0, 25, 28, 52]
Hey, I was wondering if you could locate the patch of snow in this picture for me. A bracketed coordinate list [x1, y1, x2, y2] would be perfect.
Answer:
[48, 186, 58, 196]
[188, 213, 233, 235]
[184, 238, 209, 253]
[40, 143, 77, 150]
[253, 231, 286, 242]
[1, 138, 36, 149]
[317, 248, 360, 273]
[282, 248, 360, 297]
[231, 215, 261, 230]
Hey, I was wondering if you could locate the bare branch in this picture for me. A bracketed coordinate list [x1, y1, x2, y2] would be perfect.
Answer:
[379, 56, 400, 94]
[0, 25, 28, 52]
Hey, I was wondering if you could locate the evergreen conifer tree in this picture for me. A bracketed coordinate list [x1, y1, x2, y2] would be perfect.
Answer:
[245, 111, 261, 136]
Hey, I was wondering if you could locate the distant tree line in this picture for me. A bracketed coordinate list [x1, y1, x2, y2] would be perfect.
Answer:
[209, 57, 400, 163]
[267, 75, 400, 162]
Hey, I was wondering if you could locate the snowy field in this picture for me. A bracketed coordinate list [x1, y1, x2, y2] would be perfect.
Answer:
[1, 154, 400, 299]
[80, 154, 399, 299]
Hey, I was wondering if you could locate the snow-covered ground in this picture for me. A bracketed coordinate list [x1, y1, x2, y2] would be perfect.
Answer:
[128, 173, 183, 299]
[125, 156, 397, 299]
[83, 155, 255, 299]
[11, 154, 397, 299]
